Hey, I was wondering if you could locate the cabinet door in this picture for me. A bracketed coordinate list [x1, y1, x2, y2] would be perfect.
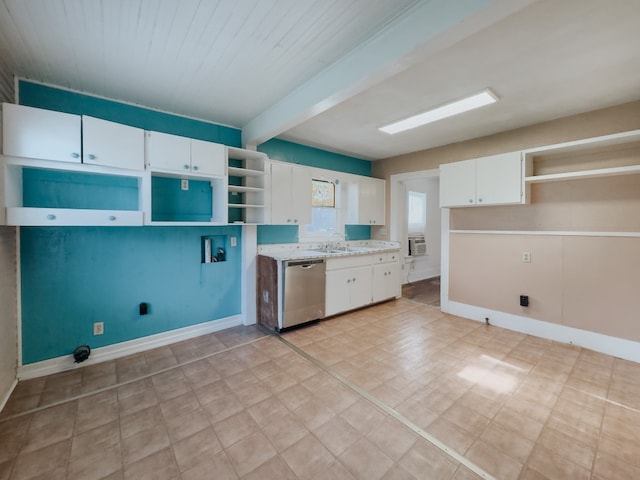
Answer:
[82, 116, 144, 170]
[373, 262, 399, 302]
[325, 269, 352, 316]
[290, 165, 311, 226]
[439, 159, 476, 207]
[270, 162, 292, 224]
[475, 151, 522, 205]
[191, 139, 226, 176]
[145, 131, 190, 172]
[362, 177, 385, 225]
[350, 265, 373, 309]
[2, 103, 81, 163]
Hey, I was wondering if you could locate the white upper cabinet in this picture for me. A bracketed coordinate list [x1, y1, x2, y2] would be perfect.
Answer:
[269, 162, 311, 225]
[2, 104, 144, 170]
[439, 159, 476, 207]
[145, 130, 225, 177]
[359, 177, 385, 225]
[343, 175, 386, 225]
[145, 130, 190, 171]
[2, 103, 81, 163]
[191, 139, 225, 176]
[439, 151, 525, 207]
[83, 116, 144, 170]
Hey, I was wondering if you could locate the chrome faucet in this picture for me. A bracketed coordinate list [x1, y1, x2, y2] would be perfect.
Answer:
[326, 232, 345, 250]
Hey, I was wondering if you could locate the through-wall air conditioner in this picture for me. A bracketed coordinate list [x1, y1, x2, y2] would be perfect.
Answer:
[408, 234, 426, 256]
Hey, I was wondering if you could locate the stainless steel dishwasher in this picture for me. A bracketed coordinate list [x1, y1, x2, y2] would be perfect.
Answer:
[282, 258, 326, 328]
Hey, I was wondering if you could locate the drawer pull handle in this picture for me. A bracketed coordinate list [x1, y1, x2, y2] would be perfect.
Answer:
[108, 215, 116, 221]
[71, 152, 79, 158]
[88, 154, 96, 160]
[46, 214, 56, 220]
[184, 164, 190, 170]
[192, 165, 199, 171]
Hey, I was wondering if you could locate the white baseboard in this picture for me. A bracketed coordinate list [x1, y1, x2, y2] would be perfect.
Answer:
[18, 315, 243, 380]
[0, 378, 18, 413]
[443, 301, 640, 364]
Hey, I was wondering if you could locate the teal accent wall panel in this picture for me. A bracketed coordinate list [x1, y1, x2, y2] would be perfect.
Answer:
[16, 80, 245, 363]
[345, 225, 371, 241]
[151, 177, 212, 222]
[258, 138, 371, 176]
[257, 225, 299, 244]
[23, 169, 139, 210]
[18, 80, 242, 147]
[20, 226, 241, 364]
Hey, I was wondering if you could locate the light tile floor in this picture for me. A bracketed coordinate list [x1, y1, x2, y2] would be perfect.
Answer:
[1, 299, 639, 479]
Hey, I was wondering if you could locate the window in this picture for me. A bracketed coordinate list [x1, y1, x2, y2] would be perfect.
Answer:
[302, 179, 341, 239]
[407, 190, 426, 234]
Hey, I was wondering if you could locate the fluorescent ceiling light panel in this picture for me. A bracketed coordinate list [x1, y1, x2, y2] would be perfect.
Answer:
[379, 89, 499, 134]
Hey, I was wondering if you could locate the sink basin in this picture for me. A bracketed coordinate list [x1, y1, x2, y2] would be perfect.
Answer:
[311, 246, 373, 254]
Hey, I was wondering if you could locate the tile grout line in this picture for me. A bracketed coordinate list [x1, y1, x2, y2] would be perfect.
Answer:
[0, 335, 270, 423]
[274, 331, 498, 480]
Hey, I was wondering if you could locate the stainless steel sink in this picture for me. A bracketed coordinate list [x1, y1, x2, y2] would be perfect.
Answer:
[312, 246, 372, 254]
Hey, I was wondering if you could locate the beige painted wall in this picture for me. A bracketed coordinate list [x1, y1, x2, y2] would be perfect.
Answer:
[450, 233, 640, 342]
[373, 100, 640, 345]
[0, 227, 17, 408]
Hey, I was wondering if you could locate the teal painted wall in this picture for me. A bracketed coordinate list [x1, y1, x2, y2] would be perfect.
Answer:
[257, 138, 372, 243]
[21, 226, 241, 364]
[17, 81, 373, 362]
[18, 81, 244, 364]
[18, 80, 242, 147]
[258, 138, 371, 176]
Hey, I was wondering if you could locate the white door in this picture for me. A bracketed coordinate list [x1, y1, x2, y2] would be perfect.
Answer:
[290, 165, 311, 226]
[349, 265, 373, 309]
[145, 131, 190, 172]
[476, 151, 522, 205]
[439, 159, 476, 207]
[191, 139, 226, 176]
[270, 162, 292, 224]
[2, 103, 81, 163]
[83, 116, 144, 170]
[325, 269, 352, 316]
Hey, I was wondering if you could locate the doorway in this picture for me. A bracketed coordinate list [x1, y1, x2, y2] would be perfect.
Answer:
[389, 169, 441, 306]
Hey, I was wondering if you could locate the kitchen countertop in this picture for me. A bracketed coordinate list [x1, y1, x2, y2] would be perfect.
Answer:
[258, 240, 401, 261]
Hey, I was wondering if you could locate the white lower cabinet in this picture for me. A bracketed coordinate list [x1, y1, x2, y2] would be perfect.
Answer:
[372, 252, 401, 303]
[325, 265, 373, 317]
[325, 252, 399, 317]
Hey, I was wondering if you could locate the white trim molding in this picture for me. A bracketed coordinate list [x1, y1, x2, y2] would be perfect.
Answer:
[443, 301, 640, 364]
[18, 315, 243, 380]
[0, 379, 18, 413]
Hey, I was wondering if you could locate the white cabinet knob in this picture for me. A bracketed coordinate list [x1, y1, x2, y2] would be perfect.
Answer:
[183, 164, 189, 170]
[46, 214, 56, 220]
[71, 153, 79, 159]
[192, 165, 199, 171]
[108, 215, 116, 221]
[88, 154, 96, 160]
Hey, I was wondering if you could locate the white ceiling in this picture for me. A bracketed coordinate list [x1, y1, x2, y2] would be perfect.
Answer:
[1, 0, 639, 161]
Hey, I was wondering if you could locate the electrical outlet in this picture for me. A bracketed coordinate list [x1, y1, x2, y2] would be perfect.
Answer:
[181, 179, 189, 191]
[93, 322, 104, 335]
[230, 236, 237, 247]
[522, 251, 531, 263]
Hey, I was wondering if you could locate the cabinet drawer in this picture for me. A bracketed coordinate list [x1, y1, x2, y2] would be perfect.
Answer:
[326, 254, 373, 271]
[372, 251, 400, 264]
[6, 207, 143, 226]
